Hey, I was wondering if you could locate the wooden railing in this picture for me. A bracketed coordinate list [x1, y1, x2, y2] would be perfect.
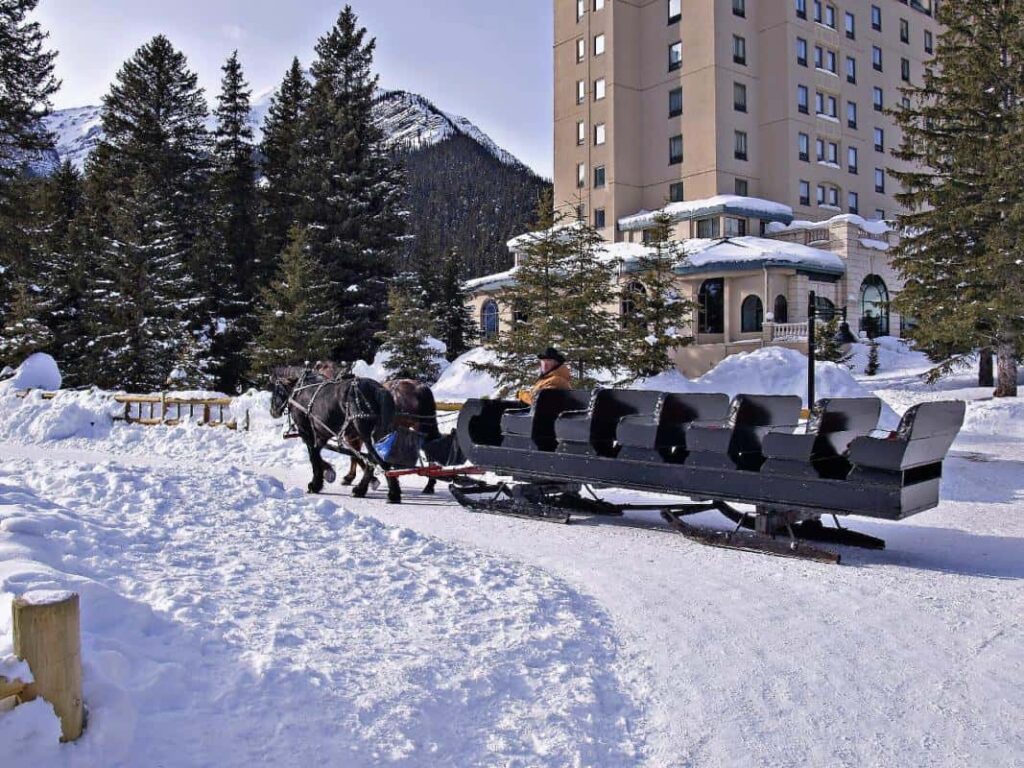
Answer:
[114, 394, 248, 431]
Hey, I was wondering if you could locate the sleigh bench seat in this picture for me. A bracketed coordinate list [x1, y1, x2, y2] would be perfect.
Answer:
[555, 389, 664, 457]
[500, 389, 593, 452]
[616, 393, 731, 463]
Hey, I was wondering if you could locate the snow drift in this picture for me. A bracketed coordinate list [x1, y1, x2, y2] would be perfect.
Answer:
[0, 353, 62, 392]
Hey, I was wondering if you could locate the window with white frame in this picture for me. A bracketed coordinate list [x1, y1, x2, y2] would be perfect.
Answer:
[669, 41, 682, 71]
[577, 162, 586, 188]
[594, 34, 606, 56]
[594, 78, 606, 100]
[668, 0, 681, 24]
[577, 39, 586, 62]
[577, 120, 586, 145]
[595, 123, 606, 145]
[577, 80, 586, 104]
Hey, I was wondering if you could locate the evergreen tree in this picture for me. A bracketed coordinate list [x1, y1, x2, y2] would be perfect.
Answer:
[0, 0, 58, 341]
[0, 282, 51, 361]
[212, 50, 258, 390]
[476, 194, 624, 393]
[815, 314, 853, 367]
[249, 226, 337, 378]
[378, 272, 441, 383]
[85, 36, 213, 389]
[435, 247, 472, 362]
[258, 57, 309, 280]
[622, 213, 695, 379]
[891, 1, 1024, 397]
[295, 6, 406, 363]
[865, 339, 881, 377]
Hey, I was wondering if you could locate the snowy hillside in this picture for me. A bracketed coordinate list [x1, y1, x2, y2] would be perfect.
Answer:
[39, 87, 525, 173]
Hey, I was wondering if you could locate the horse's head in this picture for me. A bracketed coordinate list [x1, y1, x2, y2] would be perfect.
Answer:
[269, 366, 305, 419]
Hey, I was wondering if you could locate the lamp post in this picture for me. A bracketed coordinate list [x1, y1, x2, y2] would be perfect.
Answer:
[807, 291, 817, 408]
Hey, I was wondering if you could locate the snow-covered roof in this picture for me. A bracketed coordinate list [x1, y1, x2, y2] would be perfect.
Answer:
[766, 213, 894, 237]
[674, 237, 846, 277]
[618, 195, 794, 232]
[506, 221, 583, 252]
[464, 267, 518, 293]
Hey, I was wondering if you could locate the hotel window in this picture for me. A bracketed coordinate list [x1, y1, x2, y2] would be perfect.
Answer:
[874, 127, 884, 152]
[798, 132, 810, 161]
[734, 130, 748, 161]
[848, 145, 859, 173]
[594, 0, 605, 10]
[577, 120, 585, 145]
[733, 0, 746, 18]
[594, 34, 606, 56]
[901, 57, 911, 82]
[847, 100, 858, 129]
[871, 5, 881, 31]
[669, 87, 683, 117]
[799, 180, 811, 206]
[902, 95, 911, 110]
[873, 86, 883, 111]
[844, 11, 855, 39]
[875, 168, 885, 193]
[577, 0, 585, 21]
[669, 41, 682, 72]
[594, 208, 606, 229]
[846, 56, 857, 84]
[826, 141, 838, 165]
[797, 38, 808, 67]
[816, 91, 837, 118]
[725, 217, 747, 237]
[577, 163, 586, 188]
[577, 39, 586, 62]
[594, 123, 606, 146]
[824, 4, 836, 29]
[798, 84, 809, 114]
[874, 208, 885, 221]
[735, 178, 749, 196]
[696, 218, 720, 238]
[849, 191, 859, 214]
[900, 18, 910, 44]
[924, 30, 934, 55]
[734, 82, 747, 112]
[813, 1, 822, 22]
[733, 35, 746, 65]
[576, 203, 586, 221]
[594, 78, 606, 100]
[816, 183, 826, 205]
[821, 48, 837, 74]
[594, 165, 606, 188]
[577, 80, 586, 104]
[872, 46, 883, 72]
[827, 186, 840, 207]
[796, 0, 807, 20]
[669, 181, 684, 202]
[816, 137, 825, 161]
[668, 0, 681, 25]
[669, 134, 684, 165]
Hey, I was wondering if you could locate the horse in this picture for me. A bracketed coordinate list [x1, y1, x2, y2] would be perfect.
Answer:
[270, 367, 441, 504]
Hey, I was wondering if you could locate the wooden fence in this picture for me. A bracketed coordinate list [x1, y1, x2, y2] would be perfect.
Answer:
[114, 394, 248, 431]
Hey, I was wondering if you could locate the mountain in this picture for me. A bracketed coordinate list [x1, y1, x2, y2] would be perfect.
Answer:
[38, 88, 529, 173]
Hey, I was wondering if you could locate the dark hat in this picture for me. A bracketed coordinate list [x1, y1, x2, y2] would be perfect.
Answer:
[537, 347, 566, 364]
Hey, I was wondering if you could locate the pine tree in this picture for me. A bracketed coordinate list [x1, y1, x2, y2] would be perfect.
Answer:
[476, 194, 624, 393]
[815, 314, 853, 367]
[435, 247, 472, 362]
[249, 226, 337, 378]
[890, 1, 1024, 397]
[378, 273, 441, 383]
[258, 57, 309, 282]
[0, 282, 52, 361]
[0, 0, 58, 340]
[85, 36, 213, 390]
[295, 6, 406, 363]
[622, 213, 695, 379]
[211, 51, 258, 391]
[865, 339, 881, 377]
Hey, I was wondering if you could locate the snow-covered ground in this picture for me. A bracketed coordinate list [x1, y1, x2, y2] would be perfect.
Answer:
[1, 346, 1022, 766]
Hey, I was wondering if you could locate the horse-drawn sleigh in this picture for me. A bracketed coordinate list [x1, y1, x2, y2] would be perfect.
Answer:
[270, 367, 965, 565]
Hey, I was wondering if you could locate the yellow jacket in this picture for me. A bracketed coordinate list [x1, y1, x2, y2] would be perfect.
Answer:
[521, 364, 572, 405]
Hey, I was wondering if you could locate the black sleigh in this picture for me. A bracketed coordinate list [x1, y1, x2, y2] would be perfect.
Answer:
[452, 389, 966, 564]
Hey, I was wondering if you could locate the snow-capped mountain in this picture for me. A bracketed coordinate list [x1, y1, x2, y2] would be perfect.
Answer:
[39, 87, 525, 173]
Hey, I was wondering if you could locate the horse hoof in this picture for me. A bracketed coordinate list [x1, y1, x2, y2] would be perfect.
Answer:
[341, 478, 354, 487]
[352, 487, 368, 499]
[421, 488, 435, 496]
[307, 484, 322, 495]
[387, 496, 402, 505]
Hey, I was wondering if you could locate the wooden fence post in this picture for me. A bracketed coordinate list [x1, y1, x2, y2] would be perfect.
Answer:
[12, 591, 84, 742]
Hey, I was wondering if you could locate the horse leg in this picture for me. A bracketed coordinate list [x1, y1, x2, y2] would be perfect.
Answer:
[422, 477, 437, 495]
[341, 457, 358, 486]
[386, 474, 402, 505]
[352, 458, 375, 499]
[306, 443, 326, 495]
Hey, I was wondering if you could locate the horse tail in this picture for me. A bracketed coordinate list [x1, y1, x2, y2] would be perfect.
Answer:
[418, 384, 442, 441]
[374, 384, 397, 443]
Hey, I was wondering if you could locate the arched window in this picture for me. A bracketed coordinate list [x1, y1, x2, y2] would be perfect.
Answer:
[480, 299, 499, 340]
[814, 295, 837, 320]
[860, 275, 890, 337]
[773, 295, 789, 324]
[697, 278, 725, 334]
[741, 295, 764, 333]
[620, 281, 646, 326]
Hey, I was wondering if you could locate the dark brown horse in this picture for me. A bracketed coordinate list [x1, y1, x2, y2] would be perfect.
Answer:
[270, 367, 441, 503]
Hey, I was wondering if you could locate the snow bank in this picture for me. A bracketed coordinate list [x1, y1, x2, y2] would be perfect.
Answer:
[0, 389, 115, 443]
[433, 347, 500, 401]
[847, 336, 932, 377]
[0, 353, 62, 392]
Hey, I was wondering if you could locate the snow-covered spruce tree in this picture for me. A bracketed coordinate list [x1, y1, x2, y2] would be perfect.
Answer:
[0, 282, 52, 361]
[378, 273, 441, 383]
[622, 213, 695, 380]
[890, 1, 1024, 397]
[865, 339, 881, 377]
[0, 0, 58, 342]
[294, 6, 406, 363]
[475, 194, 623, 393]
[211, 51, 259, 391]
[258, 57, 309, 281]
[84, 35, 214, 390]
[435, 247, 473, 362]
[815, 314, 853, 368]
[249, 226, 337, 379]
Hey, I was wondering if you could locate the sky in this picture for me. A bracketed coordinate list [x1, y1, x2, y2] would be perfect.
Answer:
[33, 0, 554, 177]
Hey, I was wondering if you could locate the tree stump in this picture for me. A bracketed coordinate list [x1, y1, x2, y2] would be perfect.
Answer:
[12, 591, 84, 742]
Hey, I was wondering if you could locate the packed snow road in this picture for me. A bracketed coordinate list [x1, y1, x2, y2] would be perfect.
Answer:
[1, 359, 1023, 766]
